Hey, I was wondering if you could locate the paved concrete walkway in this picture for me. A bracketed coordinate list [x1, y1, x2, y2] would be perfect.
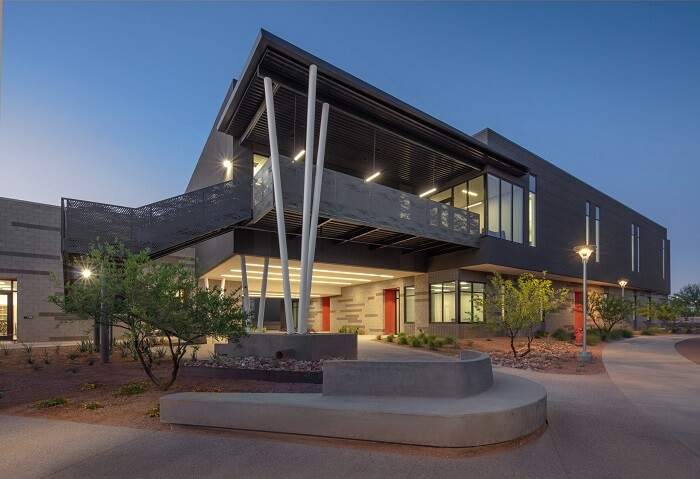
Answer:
[604, 335, 700, 456]
[357, 335, 457, 361]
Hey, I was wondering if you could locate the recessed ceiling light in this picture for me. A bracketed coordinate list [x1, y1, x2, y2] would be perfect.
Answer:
[467, 201, 483, 209]
[461, 189, 478, 197]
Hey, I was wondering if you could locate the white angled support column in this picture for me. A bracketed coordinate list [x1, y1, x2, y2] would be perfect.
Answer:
[263, 76, 294, 334]
[303, 102, 330, 330]
[203, 277, 210, 291]
[257, 257, 269, 332]
[220, 278, 226, 296]
[298, 64, 318, 335]
[240, 255, 251, 330]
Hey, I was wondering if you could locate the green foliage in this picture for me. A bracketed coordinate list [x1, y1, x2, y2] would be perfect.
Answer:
[386, 334, 394, 343]
[641, 327, 663, 336]
[443, 336, 457, 346]
[25, 355, 36, 365]
[78, 339, 96, 354]
[553, 328, 574, 341]
[534, 330, 549, 339]
[409, 336, 422, 347]
[30, 363, 43, 372]
[146, 404, 160, 418]
[675, 284, 700, 316]
[585, 330, 600, 345]
[81, 382, 102, 391]
[22, 343, 33, 355]
[608, 328, 633, 340]
[155, 347, 167, 359]
[189, 345, 200, 362]
[339, 325, 365, 334]
[34, 397, 67, 409]
[397, 335, 408, 345]
[48, 242, 247, 390]
[67, 350, 79, 361]
[428, 339, 443, 350]
[42, 351, 52, 365]
[376, 334, 382, 340]
[0, 345, 9, 356]
[116, 381, 150, 396]
[587, 293, 633, 335]
[481, 272, 569, 357]
[83, 401, 104, 410]
[639, 297, 688, 331]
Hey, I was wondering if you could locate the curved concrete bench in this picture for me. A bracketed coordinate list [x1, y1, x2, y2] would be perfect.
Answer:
[322, 350, 493, 398]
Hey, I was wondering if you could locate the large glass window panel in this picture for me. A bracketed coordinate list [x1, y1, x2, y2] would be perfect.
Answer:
[513, 185, 523, 244]
[453, 183, 467, 210]
[500, 180, 512, 241]
[253, 154, 269, 175]
[472, 292, 484, 322]
[528, 192, 536, 246]
[430, 189, 452, 205]
[487, 175, 500, 237]
[443, 281, 456, 323]
[467, 176, 485, 235]
[405, 287, 415, 323]
[430, 284, 442, 323]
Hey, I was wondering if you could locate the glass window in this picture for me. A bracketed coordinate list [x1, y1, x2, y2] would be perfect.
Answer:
[405, 287, 415, 323]
[459, 281, 485, 323]
[631, 223, 635, 271]
[662, 240, 666, 279]
[513, 185, 523, 244]
[430, 283, 443, 323]
[595, 206, 600, 262]
[253, 154, 269, 175]
[528, 175, 537, 247]
[637, 226, 640, 273]
[487, 175, 500, 237]
[467, 176, 485, 235]
[430, 189, 452, 205]
[453, 183, 468, 210]
[585, 201, 590, 244]
[443, 281, 456, 323]
[430, 282, 456, 323]
[500, 180, 512, 241]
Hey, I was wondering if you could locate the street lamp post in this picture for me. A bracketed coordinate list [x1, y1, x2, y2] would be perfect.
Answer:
[81, 267, 109, 364]
[618, 279, 628, 298]
[575, 245, 596, 362]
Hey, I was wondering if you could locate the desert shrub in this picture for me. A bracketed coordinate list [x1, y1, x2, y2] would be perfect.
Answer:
[397, 332, 406, 337]
[116, 381, 150, 396]
[54, 345, 61, 356]
[410, 336, 422, 347]
[189, 345, 200, 362]
[339, 325, 365, 334]
[22, 343, 33, 355]
[376, 334, 382, 340]
[81, 382, 102, 391]
[86, 356, 95, 366]
[553, 328, 573, 341]
[33, 397, 67, 409]
[443, 336, 456, 346]
[30, 363, 43, 372]
[67, 365, 80, 373]
[386, 334, 394, 343]
[42, 351, 52, 365]
[534, 330, 549, 339]
[67, 350, 79, 361]
[146, 404, 160, 418]
[397, 335, 408, 345]
[83, 401, 104, 410]
[428, 339, 443, 350]
[0, 345, 9, 356]
[641, 327, 662, 336]
[155, 347, 167, 359]
[609, 328, 633, 340]
[586, 333, 600, 346]
[465, 340, 474, 347]
[26, 355, 36, 365]
[687, 327, 694, 334]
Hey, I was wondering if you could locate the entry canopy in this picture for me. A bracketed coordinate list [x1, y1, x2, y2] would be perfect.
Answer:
[218, 30, 528, 193]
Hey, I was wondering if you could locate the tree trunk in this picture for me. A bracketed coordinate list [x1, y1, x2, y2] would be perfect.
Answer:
[134, 337, 166, 391]
[519, 335, 533, 357]
[509, 335, 518, 358]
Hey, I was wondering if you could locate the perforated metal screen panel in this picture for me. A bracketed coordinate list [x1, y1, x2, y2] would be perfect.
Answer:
[62, 178, 251, 258]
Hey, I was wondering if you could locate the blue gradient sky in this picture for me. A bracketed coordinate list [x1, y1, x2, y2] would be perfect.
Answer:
[1, 1, 698, 291]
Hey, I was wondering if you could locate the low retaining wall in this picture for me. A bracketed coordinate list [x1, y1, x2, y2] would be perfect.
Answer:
[322, 350, 493, 398]
[214, 333, 357, 361]
[181, 366, 322, 384]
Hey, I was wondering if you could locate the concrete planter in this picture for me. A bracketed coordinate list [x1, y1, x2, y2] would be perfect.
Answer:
[181, 365, 322, 384]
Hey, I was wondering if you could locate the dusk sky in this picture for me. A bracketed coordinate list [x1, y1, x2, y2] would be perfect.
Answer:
[1, 1, 698, 291]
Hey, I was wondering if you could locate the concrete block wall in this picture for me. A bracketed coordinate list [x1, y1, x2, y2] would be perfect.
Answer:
[0, 197, 86, 342]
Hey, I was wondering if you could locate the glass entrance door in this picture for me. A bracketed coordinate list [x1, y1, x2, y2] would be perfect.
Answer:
[0, 292, 13, 339]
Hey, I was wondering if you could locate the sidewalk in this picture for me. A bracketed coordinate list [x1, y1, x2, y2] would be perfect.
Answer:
[604, 335, 700, 456]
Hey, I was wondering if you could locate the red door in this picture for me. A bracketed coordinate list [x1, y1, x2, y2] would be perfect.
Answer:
[322, 297, 331, 332]
[574, 291, 584, 331]
[384, 289, 397, 334]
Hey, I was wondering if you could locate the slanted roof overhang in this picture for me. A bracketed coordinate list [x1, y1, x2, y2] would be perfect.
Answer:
[217, 30, 527, 191]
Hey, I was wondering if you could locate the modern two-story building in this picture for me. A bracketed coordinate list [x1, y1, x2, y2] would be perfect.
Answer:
[1, 30, 670, 342]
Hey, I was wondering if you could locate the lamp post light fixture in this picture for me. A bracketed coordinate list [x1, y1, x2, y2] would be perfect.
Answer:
[575, 244, 596, 362]
[80, 268, 92, 279]
[618, 278, 628, 298]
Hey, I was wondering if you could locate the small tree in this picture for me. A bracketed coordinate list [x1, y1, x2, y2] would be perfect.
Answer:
[49, 243, 248, 390]
[676, 284, 700, 316]
[587, 292, 633, 338]
[481, 272, 568, 358]
[638, 297, 688, 332]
